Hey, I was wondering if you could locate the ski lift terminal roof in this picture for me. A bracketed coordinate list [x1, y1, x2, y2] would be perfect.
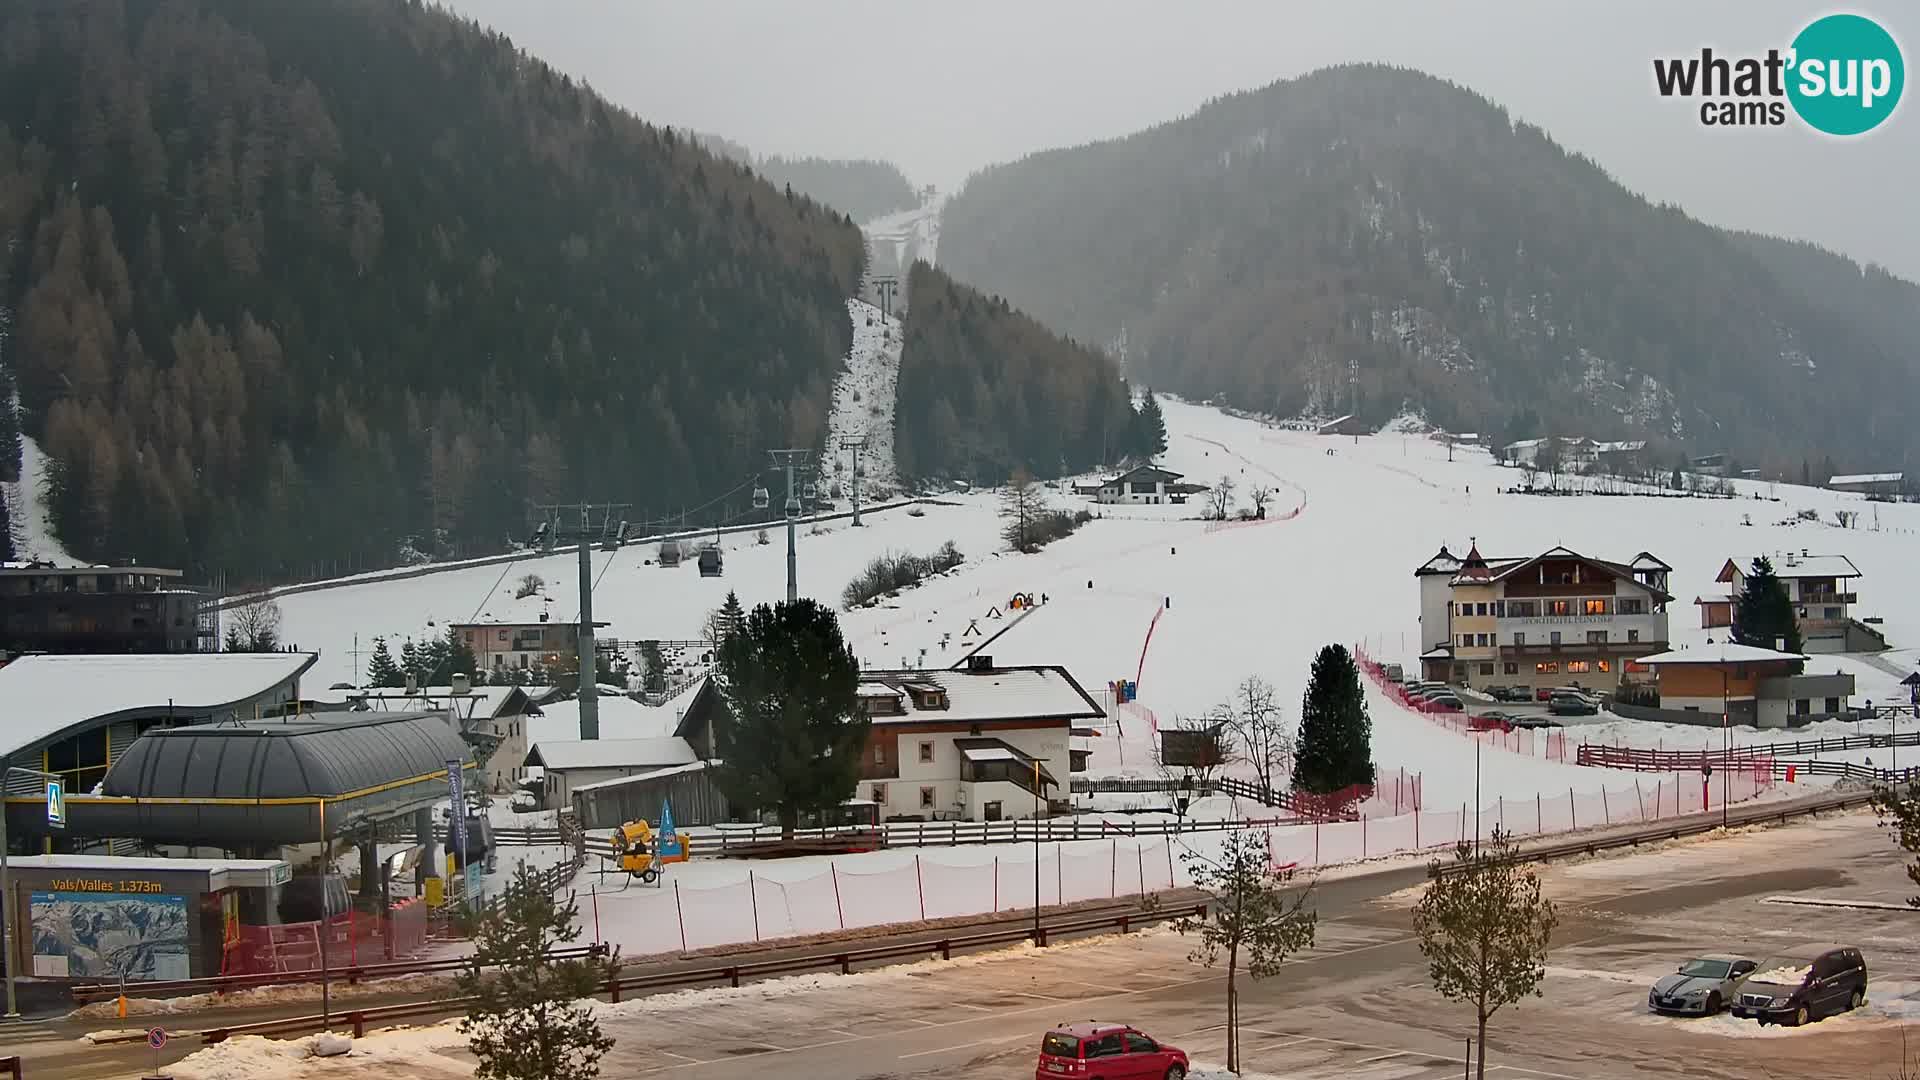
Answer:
[0, 651, 318, 759]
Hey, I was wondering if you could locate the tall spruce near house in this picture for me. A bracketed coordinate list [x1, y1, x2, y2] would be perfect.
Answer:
[938, 64, 1920, 472]
[1295, 644, 1375, 794]
[0, 0, 864, 581]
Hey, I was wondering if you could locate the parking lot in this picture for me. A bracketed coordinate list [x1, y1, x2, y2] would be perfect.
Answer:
[162, 807, 1914, 1080]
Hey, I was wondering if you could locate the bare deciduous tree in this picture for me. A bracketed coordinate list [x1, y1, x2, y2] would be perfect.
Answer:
[514, 573, 545, 599]
[1248, 485, 1274, 518]
[999, 467, 1049, 552]
[1217, 676, 1294, 803]
[1207, 474, 1236, 520]
[224, 595, 282, 652]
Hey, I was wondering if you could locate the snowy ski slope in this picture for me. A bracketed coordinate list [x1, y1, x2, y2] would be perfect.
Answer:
[277, 397, 1920, 806]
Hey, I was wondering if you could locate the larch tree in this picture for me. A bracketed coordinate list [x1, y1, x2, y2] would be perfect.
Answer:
[1218, 675, 1293, 803]
[999, 466, 1049, 553]
[711, 598, 866, 838]
[1412, 828, 1558, 1080]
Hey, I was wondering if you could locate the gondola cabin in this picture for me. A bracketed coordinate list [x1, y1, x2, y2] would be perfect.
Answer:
[697, 544, 723, 577]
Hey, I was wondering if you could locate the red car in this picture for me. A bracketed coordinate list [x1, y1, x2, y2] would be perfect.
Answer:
[1037, 1022, 1188, 1080]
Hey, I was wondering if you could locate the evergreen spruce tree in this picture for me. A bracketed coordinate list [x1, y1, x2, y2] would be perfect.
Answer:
[0, 491, 12, 561]
[712, 598, 866, 838]
[1731, 556, 1803, 660]
[437, 625, 478, 682]
[639, 640, 667, 694]
[1133, 389, 1169, 458]
[366, 636, 403, 688]
[718, 590, 745, 643]
[399, 638, 423, 683]
[223, 626, 245, 653]
[1294, 643, 1375, 794]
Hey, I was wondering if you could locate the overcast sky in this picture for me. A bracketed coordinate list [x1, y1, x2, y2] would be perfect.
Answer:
[443, 1, 1917, 281]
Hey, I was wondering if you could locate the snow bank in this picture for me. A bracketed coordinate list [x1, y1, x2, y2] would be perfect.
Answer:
[1, 434, 80, 565]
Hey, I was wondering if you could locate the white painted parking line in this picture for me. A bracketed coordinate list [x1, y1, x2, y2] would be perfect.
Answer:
[1357, 1050, 1407, 1064]
[655, 1049, 704, 1064]
[1010, 990, 1066, 1001]
[897, 1032, 1028, 1059]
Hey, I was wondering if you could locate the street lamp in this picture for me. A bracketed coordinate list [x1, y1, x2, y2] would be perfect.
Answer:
[1, 763, 61, 1021]
[1033, 758, 1043, 946]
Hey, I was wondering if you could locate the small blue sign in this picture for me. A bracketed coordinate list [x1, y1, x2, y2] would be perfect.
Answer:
[46, 779, 65, 829]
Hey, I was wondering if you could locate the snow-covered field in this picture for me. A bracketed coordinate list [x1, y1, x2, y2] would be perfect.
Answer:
[280, 396, 1920, 794]
[2, 433, 79, 565]
[820, 298, 901, 497]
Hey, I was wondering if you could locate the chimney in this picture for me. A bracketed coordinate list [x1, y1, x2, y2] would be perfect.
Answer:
[451, 672, 470, 695]
[966, 654, 994, 672]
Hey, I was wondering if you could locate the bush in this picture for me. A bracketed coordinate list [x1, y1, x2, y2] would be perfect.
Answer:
[1026, 509, 1092, 550]
[842, 541, 964, 608]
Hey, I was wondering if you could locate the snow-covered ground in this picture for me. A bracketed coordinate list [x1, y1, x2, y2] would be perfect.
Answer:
[820, 298, 901, 498]
[2, 433, 79, 565]
[864, 189, 945, 280]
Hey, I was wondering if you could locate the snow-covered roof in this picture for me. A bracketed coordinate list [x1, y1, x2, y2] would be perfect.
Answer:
[570, 759, 711, 794]
[850, 665, 1104, 725]
[1827, 472, 1903, 485]
[1719, 555, 1861, 581]
[1637, 643, 1809, 666]
[858, 681, 903, 698]
[1591, 440, 1647, 453]
[0, 652, 318, 757]
[524, 737, 698, 771]
[1414, 545, 1462, 576]
[1629, 552, 1672, 571]
[351, 684, 528, 717]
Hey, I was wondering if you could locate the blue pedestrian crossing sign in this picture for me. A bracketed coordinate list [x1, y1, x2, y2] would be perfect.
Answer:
[46, 779, 65, 829]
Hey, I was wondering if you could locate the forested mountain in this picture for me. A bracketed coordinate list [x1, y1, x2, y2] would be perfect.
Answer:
[697, 134, 917, 224]
[895, 262, 1145, 484]
[0, 0, 865, 582]
[939, 64, 1920, 472]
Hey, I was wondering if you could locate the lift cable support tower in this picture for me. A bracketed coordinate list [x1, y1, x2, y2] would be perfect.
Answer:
[766, 449, 816, 604]
[836, 434, 869, 526]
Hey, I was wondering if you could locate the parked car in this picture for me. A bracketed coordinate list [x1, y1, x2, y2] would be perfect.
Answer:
[1731, 945, 1869, 1026]
[1488, 685, 1534, 702]
[1510, 715, 1564, 730]
[1648, 954, 1757, 1015]
[1548, 692, 1599, 716]
[1038, 1023, 1189, 1080]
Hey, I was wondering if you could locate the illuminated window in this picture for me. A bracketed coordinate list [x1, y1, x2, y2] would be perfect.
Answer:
[1597, 659, 1611, 672]
[1535, 662, 1559, 674]
[1566, 660, 1591, 674]
[1584, 599, 1608, 615]
[1550, 600, 1571, 616]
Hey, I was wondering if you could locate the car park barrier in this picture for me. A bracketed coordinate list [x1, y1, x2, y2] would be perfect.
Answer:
[189, 901, 1209, 1045]
[68, 944, 613, 1005]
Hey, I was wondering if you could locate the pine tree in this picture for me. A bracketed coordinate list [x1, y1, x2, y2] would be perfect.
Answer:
[437, 625, 477, 683]
[455, 862, 617, 1080]
[718, 590, 745, 642]
[1731, 556, 1804, 661]
[1294, 643, 1375, 794]
[711, 598, 866, 838]
[399, 638, 423, 683]
[639, 640, 667, 694]
[370, 634, 408, 684]
[1133, 389, 1169, 458]
[366, 636, 403, 688]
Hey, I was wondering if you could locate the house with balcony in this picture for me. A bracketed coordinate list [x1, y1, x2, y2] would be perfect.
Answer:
[673, 656, 1103, 822]
[1695, 553, 1886, 653]
[1095, 464, 1187, 505]
[454, 618, 611, 672]
[1636, 642, 1855, 728]
[1415, 543, 1672, 692]
[1, 563, 211, 655]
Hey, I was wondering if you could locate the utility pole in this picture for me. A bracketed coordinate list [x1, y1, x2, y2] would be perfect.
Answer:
[837, 434, 869, 526]
[577, 504, 599, 740]
[873, 275, 898, 319]
[768, 450, 814, 604]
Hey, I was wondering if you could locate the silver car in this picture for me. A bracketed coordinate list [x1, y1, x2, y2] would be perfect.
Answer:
[1649, 954, 1758, 1015]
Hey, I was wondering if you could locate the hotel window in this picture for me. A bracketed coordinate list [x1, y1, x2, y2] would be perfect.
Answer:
[1550, 631, 1562, 645]
[1549, 600, 1571, 616]
[1535, 662, 1559, 674]
[1824, 697, 1840, 713]
[1494, 601, 1506, 617]
[1513, 632, 1526, 646]
[1475, 603, 1488, 616]
[1597, 660, 1611, 673]
[1461, 634, 1471, 647]
[1628, 629, 1640, 643]
[1504, 662, 1520, 675]
[1509, 601, 1537, 617]
[1618, 598, 1645, 615]
[871, 783, 887, 803]
[919, 741, 935, 763]
[873, 744, 885, 765]
[1566, 660, 1591, 674]
[1587, 630, 1608, 644]
[1479, 663, 1495, 675]
[1584, 599, 1608, 615]
[920, 786, 937, 808]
